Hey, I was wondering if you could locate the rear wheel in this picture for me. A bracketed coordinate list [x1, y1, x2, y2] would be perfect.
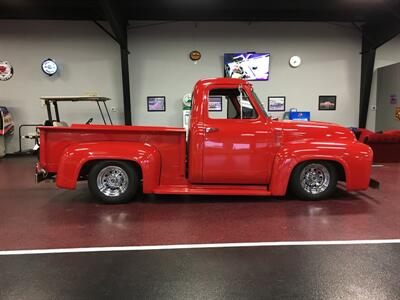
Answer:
[88, 160, 139, 204]
[289, 161, 337, 200]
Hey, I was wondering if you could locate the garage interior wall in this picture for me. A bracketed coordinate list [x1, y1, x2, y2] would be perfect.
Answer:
[367, 35, 400, 131]
[0, 21, 124, 153]
[129, 22, 362, 128]
[375, 62, 400, 131]
[1, 21, 399, 153]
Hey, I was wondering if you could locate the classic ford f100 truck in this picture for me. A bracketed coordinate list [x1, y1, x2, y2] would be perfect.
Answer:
[36, 78, 373, 203]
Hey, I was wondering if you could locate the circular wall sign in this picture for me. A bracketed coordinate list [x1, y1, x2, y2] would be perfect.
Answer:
[289, 56, 302, 68]
[0, 61, 14, 81]
[189, 50, 201, 61]
[182, 93, 192, 108]
[41, 58, 58, 76]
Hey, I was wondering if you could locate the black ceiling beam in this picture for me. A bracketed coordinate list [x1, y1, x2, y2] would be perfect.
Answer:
[0, 0, 393, 22]
[99, 0, 132, 125]
[99, 0, 127, 47]
[359, 35, 376, 129]
[358, 13, 400, 128]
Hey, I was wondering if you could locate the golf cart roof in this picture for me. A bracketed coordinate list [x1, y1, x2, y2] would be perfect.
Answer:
[40, 96, 111, 102]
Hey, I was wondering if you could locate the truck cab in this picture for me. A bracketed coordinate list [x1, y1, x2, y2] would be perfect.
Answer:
[36, 78, 373, 204]
[188, 78, 277, 185]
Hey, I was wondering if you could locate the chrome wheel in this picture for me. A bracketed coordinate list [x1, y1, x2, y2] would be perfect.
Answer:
[300, 163, 330, 195]
[96, 166, 129, 197]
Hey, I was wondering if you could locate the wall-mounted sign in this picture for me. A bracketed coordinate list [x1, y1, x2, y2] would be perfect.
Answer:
[268, 96, 286, 112]
[396, 107, 400, 121]
[147, 96, 166, 112]
[41, 58, 58, 76]
[208, 96, 222, 111]
[189, 51, 201, 61]
[0, 61, 14, 81]
[319, 95, 337, 111]
[182, 93, 192, 109]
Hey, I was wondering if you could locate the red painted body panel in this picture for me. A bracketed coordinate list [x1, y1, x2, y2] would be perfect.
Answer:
[153, 184, 271, 196]
[201, 83, 277, 184]
[268, 120, 373, 194]
[37, 77, 373, 196]
[39, 125, 187, 191]
[56, 142, 161, 193]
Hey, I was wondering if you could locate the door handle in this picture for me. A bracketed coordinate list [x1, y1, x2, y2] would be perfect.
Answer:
[205, 127, 219, 133]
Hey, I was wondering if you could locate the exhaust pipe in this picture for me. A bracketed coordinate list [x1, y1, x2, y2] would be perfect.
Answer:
[369, 179, 380, 189]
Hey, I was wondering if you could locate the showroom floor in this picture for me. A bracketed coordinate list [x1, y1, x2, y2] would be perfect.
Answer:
[1, 156, 400, 299]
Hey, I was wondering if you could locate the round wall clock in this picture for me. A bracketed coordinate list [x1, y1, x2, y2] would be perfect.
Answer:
[289, 56, 302, 68]
[0, 61, 14, 81]
[41, 58, 58, 76]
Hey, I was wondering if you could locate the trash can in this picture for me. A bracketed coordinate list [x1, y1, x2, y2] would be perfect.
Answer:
[0, 107, 14, 158]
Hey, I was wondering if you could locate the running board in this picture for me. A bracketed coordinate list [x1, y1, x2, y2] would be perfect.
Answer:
[153, 184, 271, 196]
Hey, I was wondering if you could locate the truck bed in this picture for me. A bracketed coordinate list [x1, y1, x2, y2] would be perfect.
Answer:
[39, 124, 187, 186]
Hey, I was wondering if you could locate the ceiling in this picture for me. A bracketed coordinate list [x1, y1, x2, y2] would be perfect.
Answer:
[0, 0, 399, 23]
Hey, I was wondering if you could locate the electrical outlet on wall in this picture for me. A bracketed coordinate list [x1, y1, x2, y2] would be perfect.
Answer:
[371, 105, 376, 111]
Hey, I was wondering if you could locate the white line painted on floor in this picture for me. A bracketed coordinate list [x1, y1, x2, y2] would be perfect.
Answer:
[1, 239, 400, 255]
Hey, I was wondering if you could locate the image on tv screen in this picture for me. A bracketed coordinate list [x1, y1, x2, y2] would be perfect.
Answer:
[224, 53, 270, 81]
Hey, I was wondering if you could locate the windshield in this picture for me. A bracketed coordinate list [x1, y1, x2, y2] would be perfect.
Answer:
[251, 89, 269, 118]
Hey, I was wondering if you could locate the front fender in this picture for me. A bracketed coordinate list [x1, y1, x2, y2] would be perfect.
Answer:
[56, 142, 161, 193]
[269, 141, 372, 195]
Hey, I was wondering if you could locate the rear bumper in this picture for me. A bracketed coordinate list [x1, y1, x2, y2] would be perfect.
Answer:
[35, 163, 47, 183]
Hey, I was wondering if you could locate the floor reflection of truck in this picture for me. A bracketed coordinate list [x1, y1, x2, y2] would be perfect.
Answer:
[36, 78, 373, 204]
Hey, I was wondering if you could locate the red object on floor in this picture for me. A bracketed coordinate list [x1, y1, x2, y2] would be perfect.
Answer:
[0, 156, 399, 251]
[357, 129, 400, 163]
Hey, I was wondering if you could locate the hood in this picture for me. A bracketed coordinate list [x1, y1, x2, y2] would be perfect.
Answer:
[272, 120, 356, 143]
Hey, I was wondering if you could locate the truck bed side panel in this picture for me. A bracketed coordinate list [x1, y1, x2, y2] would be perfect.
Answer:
[39, 125, 187, 186]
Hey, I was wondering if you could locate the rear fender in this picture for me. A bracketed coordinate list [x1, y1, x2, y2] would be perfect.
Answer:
[56, 142, 161, 193]
[269, 143, 354, 196]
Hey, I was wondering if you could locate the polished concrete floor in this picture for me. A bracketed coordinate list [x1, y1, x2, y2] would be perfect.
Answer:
[1, 244, 400, 300]
[1, 156, 400, 299]
[0, 156, 399, 250]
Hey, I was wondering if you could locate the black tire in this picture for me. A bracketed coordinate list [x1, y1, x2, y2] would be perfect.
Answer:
[289, 161, 338, 200]
[88, 160, 139, 204]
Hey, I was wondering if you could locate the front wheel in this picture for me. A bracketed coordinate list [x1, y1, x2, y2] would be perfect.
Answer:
[88, 160, 139, 204]
[289, 161, 337, 200]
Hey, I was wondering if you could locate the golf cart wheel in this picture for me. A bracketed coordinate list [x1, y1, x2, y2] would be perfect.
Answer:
[88, 160, 139, 204]
[289, 161, 337, 200]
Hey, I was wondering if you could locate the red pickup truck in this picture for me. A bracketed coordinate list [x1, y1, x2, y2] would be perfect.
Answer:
[36, 78, 373, 204]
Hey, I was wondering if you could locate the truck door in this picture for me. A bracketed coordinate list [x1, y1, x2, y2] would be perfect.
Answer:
[202, 86, 276, 185]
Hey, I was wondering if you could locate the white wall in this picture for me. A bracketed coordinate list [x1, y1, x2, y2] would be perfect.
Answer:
[0, 21, 123, 153]
[367, 34, 400, 130]
[129, 22, 362, 128]
[375, 62, 400, 131]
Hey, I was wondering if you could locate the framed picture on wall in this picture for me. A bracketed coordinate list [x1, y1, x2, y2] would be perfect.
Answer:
[147, 96, 166, 112]
[268, 96, 286, 112]
[319, 95, 336, 110]
[208, 96, 222, 111]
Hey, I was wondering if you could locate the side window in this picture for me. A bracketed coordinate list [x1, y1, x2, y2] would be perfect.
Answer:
[208, 88, 258, 119]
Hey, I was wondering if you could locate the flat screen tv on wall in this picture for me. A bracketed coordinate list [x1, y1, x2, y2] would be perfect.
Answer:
[224, 53, 270, 81]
